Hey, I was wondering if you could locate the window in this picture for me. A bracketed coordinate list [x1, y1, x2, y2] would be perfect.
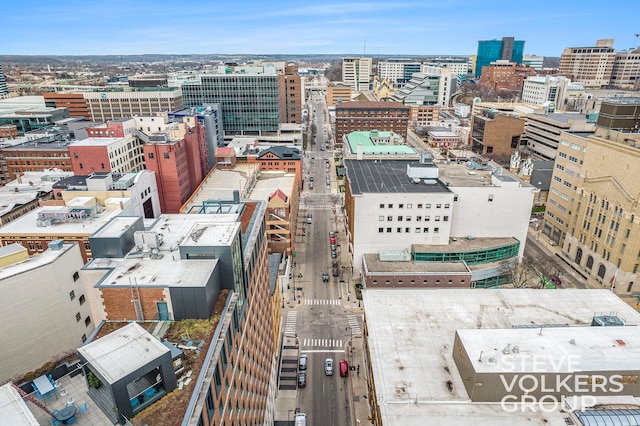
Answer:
[407, 204, 412, 208]
[398, 216, 403, 221]
[81, 334, 87, 343]
[397, 227, 402, 233]
[488, 194, 494, 202]
[436, 204, 442, 208]
[379, 204, 384, 208]
[454, 194, 458, 201]
[387, 227, 392, 233]
[388, 204, 393, 208]
[378, 227, 384, 233]
[405, 227, 410, 233]
[164, 152, 170, 159]
[387, 216, 393, 221]
[434, 227, 439, 233]
[79, 295, 86, 305]
[399, 204, 404, 208]
[379, 216, 384, 221]
[84, 316, 91, 327]
[417, 204, 423, 208]
[406, 216, 411, 221]
[423, 227, 429, 233]
[444, 216, 449, 221]
[73, 271, 80, 281]
[417, 216, 422, 221]
[75, 312, 81, 322]
[425, 215, 430, 221]
[435, 216, 441, 221]
[426, 204, 431, 208]
[415, 228, 421, 233]
[69, 290, 76, 301]
[444, 204, 450, 209]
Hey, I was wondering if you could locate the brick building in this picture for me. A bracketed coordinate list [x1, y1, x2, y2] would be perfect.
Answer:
[471, 110, 525, 160]
[0, 125, 18, 139]
[479, 61, 537, 97]
[256, 146, 302, 190]
[335, 101, 409, 148]
[43, 92, 91, 119]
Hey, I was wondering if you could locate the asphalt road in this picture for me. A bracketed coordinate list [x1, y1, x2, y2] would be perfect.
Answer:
[291, 95, 353, 425]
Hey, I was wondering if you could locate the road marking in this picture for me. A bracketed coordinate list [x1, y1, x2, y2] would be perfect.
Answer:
[300, 349, 346, 353]
[302, 338, 344, 348]
[285, 311, 297, 334]
[303, 299, 340, 305]
[347, 314, 362, 335]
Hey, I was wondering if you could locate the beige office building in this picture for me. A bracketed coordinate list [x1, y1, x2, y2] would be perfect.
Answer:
[559, 39, 616, 88]
[342, 57, 372, 91]
[543, 128, 640, 294]
[611, 47, 640, 90]
[82, 88, 183, 121]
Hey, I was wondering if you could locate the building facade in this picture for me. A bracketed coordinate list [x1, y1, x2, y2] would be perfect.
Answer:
[471, 110, 525, 160]
[344, 158, 535, 284]
[43, 92, 91, 119]
[408, 105, 441, 128]
[326, 83, 352, 106]
[611, 47, 640, 90]
[0, 242, 93, 383]
[0, 64, 8, 98]
[522, 54, 544, 70]
[479, 61, 537, 96]
[475, 37, 525, 77]
[335, 102, 409, 146]
[559, 39, 616, 88]
[377, 59, 421, 87]
[521, 75, 589, 111]
[543, 128, 640, 295]
[182, 69, 282, 133]
[522, 112, 595, 160]
[393, 70, 457, 108]
[342, 57, 372, 91]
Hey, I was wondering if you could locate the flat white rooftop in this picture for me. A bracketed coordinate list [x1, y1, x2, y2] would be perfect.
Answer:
[459, 326, 640, 373]
[0, 383, 39, 425]
[78, 322, 169, 383]
[0, 206, 122, 235]
[363, 289, 640, 426]
[95, 257, 218, 288]
[248, 172, 296, 202]
[91, 216, 141, 239]
[0, 243, 78, 280]
[69, 136, 125, 147]
[182, 163, 259, 212]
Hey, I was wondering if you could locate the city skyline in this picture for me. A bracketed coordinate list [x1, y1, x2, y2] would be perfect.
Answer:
[2, 0, 639, 57]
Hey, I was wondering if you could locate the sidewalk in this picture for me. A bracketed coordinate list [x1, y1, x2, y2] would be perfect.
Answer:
[347, 335, 372, 424]
[526, 226, 640, 309]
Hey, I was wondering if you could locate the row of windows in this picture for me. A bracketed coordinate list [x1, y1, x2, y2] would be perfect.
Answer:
[379, 203, 450, 209]
[379, 227, 440, 233]
[372, 278, 464, 285]
[379, 215, 449, 222]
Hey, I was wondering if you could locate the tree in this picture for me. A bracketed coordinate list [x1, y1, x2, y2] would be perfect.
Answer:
[502, 259, 535, 288]
[325, 61, 342, 82]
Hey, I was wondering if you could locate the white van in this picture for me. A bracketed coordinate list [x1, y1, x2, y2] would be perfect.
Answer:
[295, 413, 307, 426]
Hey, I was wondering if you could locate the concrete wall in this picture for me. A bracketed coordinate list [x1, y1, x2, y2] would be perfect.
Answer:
[352, 192, 455, 274]
[0, 244, 92, 383]
[449, 185, 534, 259]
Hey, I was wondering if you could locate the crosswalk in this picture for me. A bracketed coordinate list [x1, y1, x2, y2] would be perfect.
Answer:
[347, 314, 362, 335]
[303, 299, 341, 305]
[285, 311, 297, 334]
[302, 338, 344, 348]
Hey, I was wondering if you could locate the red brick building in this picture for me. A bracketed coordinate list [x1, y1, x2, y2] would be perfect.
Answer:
[335, 101, 410, 147]
[256, 146, 302, 189]
[280, 65, 303, 124]
[471, 110, 525, 160]
[479, 62, 537, 97]
[0, 125, 18, 139]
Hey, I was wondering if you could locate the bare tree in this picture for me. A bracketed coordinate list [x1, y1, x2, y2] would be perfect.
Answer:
[502, 259, 535, 288]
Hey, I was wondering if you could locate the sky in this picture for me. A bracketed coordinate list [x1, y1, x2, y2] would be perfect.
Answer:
[2, 0, 639, 57]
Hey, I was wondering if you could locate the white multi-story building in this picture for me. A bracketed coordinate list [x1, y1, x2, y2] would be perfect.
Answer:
[522, 54, 544, 70]
[342, 57, 372, 91]
[377, 59, 421, 88]
[422, 57, 470, 75]
[611, 47, 640, 89]
[344, 156, 536, 279]
[0, 241, 92, 383]
[521, 76, 589, 111]
[393, 68, 457, 108]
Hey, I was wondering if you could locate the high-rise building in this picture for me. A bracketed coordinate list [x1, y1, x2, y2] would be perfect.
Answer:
[182, 66, 282, 134]
[377, 59, 421, 87]
[522, 54, 544, 70]
[342, 57, 373, 91]
[281, 64, 303, 124]
[0, 65, 8, 99]
[543, 100, 640, 294]
[478, 60, 537, 96]
[521, 76, 589, 111]
[559, 39, 616, 88]
[422, 57, 471, 76]
[326, 83, 353, 106]
[611, 47, 640, 90]
[393, 67, 458, 107]
[475, 37, 525, 77]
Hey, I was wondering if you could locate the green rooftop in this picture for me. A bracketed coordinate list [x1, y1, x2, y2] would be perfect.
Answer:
[346, 131, 417, 155]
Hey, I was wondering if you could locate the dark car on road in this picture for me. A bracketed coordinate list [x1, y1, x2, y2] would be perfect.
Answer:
[298, 371, 307, 388]
[322, 273, 329, 283]
[332, 267, 339, 277]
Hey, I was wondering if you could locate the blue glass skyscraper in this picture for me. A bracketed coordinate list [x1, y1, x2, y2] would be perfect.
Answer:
[475, 37, 525, 77]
